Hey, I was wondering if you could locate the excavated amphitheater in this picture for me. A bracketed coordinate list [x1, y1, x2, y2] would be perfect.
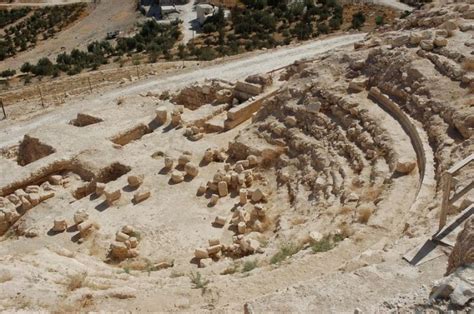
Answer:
[0, 1, 473, 312]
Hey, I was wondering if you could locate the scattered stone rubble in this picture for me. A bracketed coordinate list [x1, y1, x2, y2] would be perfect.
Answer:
[109, 225, 140, 260]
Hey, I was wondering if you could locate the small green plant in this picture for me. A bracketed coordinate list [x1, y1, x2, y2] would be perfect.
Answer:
[375, 15, 384, 26]
[122, 267, 131, 274]
[242, 259, 258, 273]
[270, 242, 301, 264]
[333, 234, 346, 243]
[311, 237, 334, 253]
[311, 234, 346, 253]
[189, 272, 210, 294]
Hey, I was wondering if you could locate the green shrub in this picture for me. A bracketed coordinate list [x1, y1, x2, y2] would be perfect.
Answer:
[351, 11, 366, 29]
[0, 69, 16, 77]
[189, 272, 210, 294]
[270, 242, 301, 264]
[375, 15, 384, 26]
[242, 259, 258, 272]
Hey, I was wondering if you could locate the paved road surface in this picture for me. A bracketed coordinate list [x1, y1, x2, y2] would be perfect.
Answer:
[0, 33, 366, 147]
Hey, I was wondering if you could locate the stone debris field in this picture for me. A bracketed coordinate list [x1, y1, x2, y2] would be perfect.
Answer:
[0, 0, 473, 312]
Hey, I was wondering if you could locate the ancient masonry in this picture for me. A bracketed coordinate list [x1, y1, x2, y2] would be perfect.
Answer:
[0, 1, 473, 311]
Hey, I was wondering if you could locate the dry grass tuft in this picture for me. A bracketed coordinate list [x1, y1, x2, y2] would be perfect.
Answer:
[357, 206, 373, 224]
[67, 272, 87, 291]
[339, 206, 354, 215]
[462, 57, 474, 71]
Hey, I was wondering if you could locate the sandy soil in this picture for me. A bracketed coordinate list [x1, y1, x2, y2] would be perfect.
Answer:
[0, 0, 142, 72]
[0, 33, 366, 147]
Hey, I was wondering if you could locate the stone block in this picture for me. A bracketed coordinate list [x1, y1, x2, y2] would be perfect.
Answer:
[218, 181, 228, 197]
[133, 188, 151, 204]
[128, 175, 144, 188]
[53, 217, 67, 232]
[73, 209, 89, 225]
[214, 215, 226, 226]
[155, 107, 168, 124]
[185, 163, 199, 177]
[171, 170, 184, 183]
[96, 182, 106, 196]
[105, 188, 121, 205]
[194, 248, 209, 259]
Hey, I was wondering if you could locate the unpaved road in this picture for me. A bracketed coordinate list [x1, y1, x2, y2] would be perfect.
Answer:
[176, 1, 198, 44]
[375, 0, 413, 11]
[0, 33, 366, 147]
[0, 0, 91, 7]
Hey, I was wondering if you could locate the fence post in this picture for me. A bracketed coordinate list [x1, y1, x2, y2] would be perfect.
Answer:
[88, 77, 93, 93]
[38, 85, 45, 108]
[439, 172, 452, 230]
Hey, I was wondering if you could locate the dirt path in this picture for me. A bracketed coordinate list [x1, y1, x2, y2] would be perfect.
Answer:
[375, 0, 413, 11]
[0, 0, 92, 7]
[176, 1, 198, 44]
[0, 33, 366, 147]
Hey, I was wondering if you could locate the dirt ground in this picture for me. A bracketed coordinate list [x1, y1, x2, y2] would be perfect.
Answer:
[0, 0, 142, 72]
[0, 0, 472, 312]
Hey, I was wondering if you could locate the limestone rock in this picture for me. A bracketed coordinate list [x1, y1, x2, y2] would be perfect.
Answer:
[49, 175, 63, 185]
[210, 194, 219, 206]
[105, 188, 121, 205]
[133, 188, 151, 204]
[433, 37, 448, 47]
[171, 170, 184, 183]
[155, 107, 168, 125]
[110, 241, 130, 260]
[178, 154, 191, 167]
[184, 163, 199, 177]
[420, 40, 434, 51]
[395, 158, 417, 174]
[73, 209, 89, 225]
[194, 248, 209, 259]
[251, 188, 265, 203]
[127, 175, 144, 188]
[214, 215, 226, 226]
[218, 181, 228, 197]
[96, 182, 106, 196]
[25, 185, 40, 194]
[53, 217, 68, 232]
[164, 157, 174, 169]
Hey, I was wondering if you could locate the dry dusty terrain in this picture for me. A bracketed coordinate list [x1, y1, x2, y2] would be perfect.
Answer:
[0, 0, 473, 312]
[0, 0, 142, 72]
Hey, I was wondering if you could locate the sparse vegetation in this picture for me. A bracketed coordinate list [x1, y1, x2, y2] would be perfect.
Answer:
[189, 271, 210, 294]
[19, 19, 181, 77]
[67, 272, 87, 291]
[0, 4, 86, 61]
[0, 7, 31, 29]
[351, 11, 366, 29]
[270, 242, 301, 264]
[242, 259, 258, 272]
[0, 69, 16, 78]
[311, 234, 346, 253]
[375, 15, 384, 26]
[357, 206, 373, 224]
[221, 264, 239, 275]
[311, 237, 333, 253]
